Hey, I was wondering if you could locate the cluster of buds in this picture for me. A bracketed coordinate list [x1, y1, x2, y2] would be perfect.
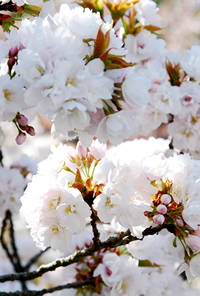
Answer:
[144, 178, 200, 264]
[13, 112, 35, 145]
[60, 141, 107, 207]
[7, 44, 25, 76]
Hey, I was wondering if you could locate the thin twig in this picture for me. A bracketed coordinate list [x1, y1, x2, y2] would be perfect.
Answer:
[0, 210, 28, 292]
[0, 148, 3, 166]
[0, 224, 168, 283]
[0, 278, 95, 296]
[24, 247, 50, 271]
[8, 210, 23, 272]
[0, 211, 16, 267]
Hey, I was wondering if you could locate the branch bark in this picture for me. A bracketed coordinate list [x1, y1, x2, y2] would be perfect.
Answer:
[0, 210, 28, 292]
[90, 210, 101, 248]
[0, 224, 168, 283]
[0, 278, 95, 296]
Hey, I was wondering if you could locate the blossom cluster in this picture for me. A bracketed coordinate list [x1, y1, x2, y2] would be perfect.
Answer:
[19, 139, 200, 286]
[0, 2, 139, 146]
[20, 140, 108, 251]
[1, 0, 200, 156]
[0, 0, 167, 148]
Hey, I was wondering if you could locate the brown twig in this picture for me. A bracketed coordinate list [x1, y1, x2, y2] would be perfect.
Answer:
[0, 148, 3, 166]
[0, 1, 18, 12]
[90, 210, 101, 248]
[0, 277, 95, 296]
[0, 210, 16, 268]
[0, 224, 168, 283]
[0, 210, 28, 292]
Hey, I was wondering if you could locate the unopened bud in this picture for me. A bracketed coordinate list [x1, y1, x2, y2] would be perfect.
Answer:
[8, 57, 16, 70]
[153, 214, 165, 225]
[16, 132, 26, 145]
[76, 141, 87, 158]
[9, 45, 18, 57]
[86, 152, 94, 168]
[157, 204, 167, 215]
[26, 126, 36, 136]
[16, 113, 28, 126]
[175, 217, 184, 227]
[99, 252, 104, 259]
[88, 259, 95, 266]
[161, 194, 171, 205]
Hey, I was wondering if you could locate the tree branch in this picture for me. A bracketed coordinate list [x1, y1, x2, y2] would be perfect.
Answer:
[0, 148, 3, 166]
[90, 210, 101, 248]
[0, 278, 95, 296]
[0, 211, 16, 269]
[0, 224, 169, 283]
[0, 210, 28, 292]
[0, 1, 18, 12]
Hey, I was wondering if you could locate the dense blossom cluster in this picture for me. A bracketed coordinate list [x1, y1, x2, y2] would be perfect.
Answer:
[0, 0, 199, 153]
[19, 139, 200, 289]
[2, 0, 200, 295]
[0, 0, 200, 154]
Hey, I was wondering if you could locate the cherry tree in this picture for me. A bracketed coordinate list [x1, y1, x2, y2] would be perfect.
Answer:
[1, 0, 200, 295]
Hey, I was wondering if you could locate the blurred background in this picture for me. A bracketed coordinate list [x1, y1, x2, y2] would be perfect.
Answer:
[156, 0, 200, 53]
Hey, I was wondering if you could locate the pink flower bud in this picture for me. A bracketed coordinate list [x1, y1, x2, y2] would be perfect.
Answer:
[26, 126, 36, 136]
[88, 259, 95, 265]
[86, 152, 94, 167]
[99, 252, 104, 259]
[8, 57, 16, 70]
[153, 214, 165, 225]
[17, 113, 28, 126]
[161, 194, 171, 205]
[157, 204, 167, 215]
[16, 132, 26, 145]
[76, 141, 87, 158]
[175, 217, 184, 227]
[9, 45, 18, 57]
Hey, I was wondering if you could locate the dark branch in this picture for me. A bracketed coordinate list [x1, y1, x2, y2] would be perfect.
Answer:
[0, 211, 16, 268]
[0, 1, 18, 12]
[8, 210, 23, 272]
[0, 278, 95, 296]
[0, 210, 28, 292]
[0, 224, 169, 283]
[0, 148, 3, 166]
[90, 210, 101, 248]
